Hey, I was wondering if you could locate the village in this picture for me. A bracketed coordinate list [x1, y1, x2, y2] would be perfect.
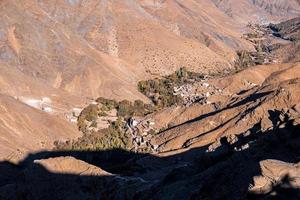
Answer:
[173, 80, 224, 107]
[125, 117, 158, 152]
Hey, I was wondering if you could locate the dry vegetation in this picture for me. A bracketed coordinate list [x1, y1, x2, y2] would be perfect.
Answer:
[138, 67, 205, 108]
[56, 98, 157, 151]
[55, 117, 131, 151]
[55, 68, 205, 151]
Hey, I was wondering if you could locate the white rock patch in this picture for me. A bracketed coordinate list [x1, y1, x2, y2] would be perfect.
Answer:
[18, 96, 54, 113]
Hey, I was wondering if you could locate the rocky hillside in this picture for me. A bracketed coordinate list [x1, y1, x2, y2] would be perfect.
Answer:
[0, 0, 251, 159]
[0, 71, 299, 198]
[0, 2, 300, 199]
[1, 17, 300, 198]
[212, 0, 300, 24]
[1, 0, 299, 103]
[0, 94, 81, 162]
[0, 0, 300, 160]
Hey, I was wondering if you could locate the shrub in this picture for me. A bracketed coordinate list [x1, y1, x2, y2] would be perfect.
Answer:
[56, 119, 132, 151]
[81, 104, 99, 121]
[137, 67, 204, 108]
[77, 104, 99, 133]
[234, 50, 256, 70]
[117, 100, 134, 117]
[72, 68, 206, 151]
[96, 97, 117, 111]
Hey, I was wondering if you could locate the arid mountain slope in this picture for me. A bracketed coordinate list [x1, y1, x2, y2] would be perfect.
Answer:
[0, 0, 300, 180]
[0, 0, 148, 101]
[0, 0, 264, 160]
[151, 63, 300, 153]
[5, 0, 299, 102]
[0, 94, 80, 162]
[0, 98, 299, 199]
[212, 0, 300, 24]
[1, 0, 297, 103]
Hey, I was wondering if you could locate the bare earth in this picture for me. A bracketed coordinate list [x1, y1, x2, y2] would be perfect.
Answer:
[0, 1, 300, 199]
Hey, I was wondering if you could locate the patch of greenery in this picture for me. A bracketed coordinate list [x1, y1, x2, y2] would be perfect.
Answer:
[58, 68, 204, 152]
[55, 117, 132, 151]
[96, 97, 117, 111]
[77, 98, 156, 134]
[138, 67, 204, 108]
[234, 50, 256, 70]
[65, 95, 159, 151]
[116, 99, 156, 118]
[117, 100, 134, 118]
[244, 32, 259, 39]
[77, 104, 99, 133]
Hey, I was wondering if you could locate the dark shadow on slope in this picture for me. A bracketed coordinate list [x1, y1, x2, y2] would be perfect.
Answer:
[0, 109, 299, 200]
[248, 174, 300, 200]
[182, 93, 269, 148]
[18, 148, 149, 176]
[190, 114, 300, 200]
[190, 90, 273, 123]
[162, 90, 273, 134]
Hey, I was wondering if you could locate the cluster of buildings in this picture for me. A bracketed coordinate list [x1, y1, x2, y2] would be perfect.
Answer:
[125, 117, 157, 152]
[173, 81, 224, 107]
